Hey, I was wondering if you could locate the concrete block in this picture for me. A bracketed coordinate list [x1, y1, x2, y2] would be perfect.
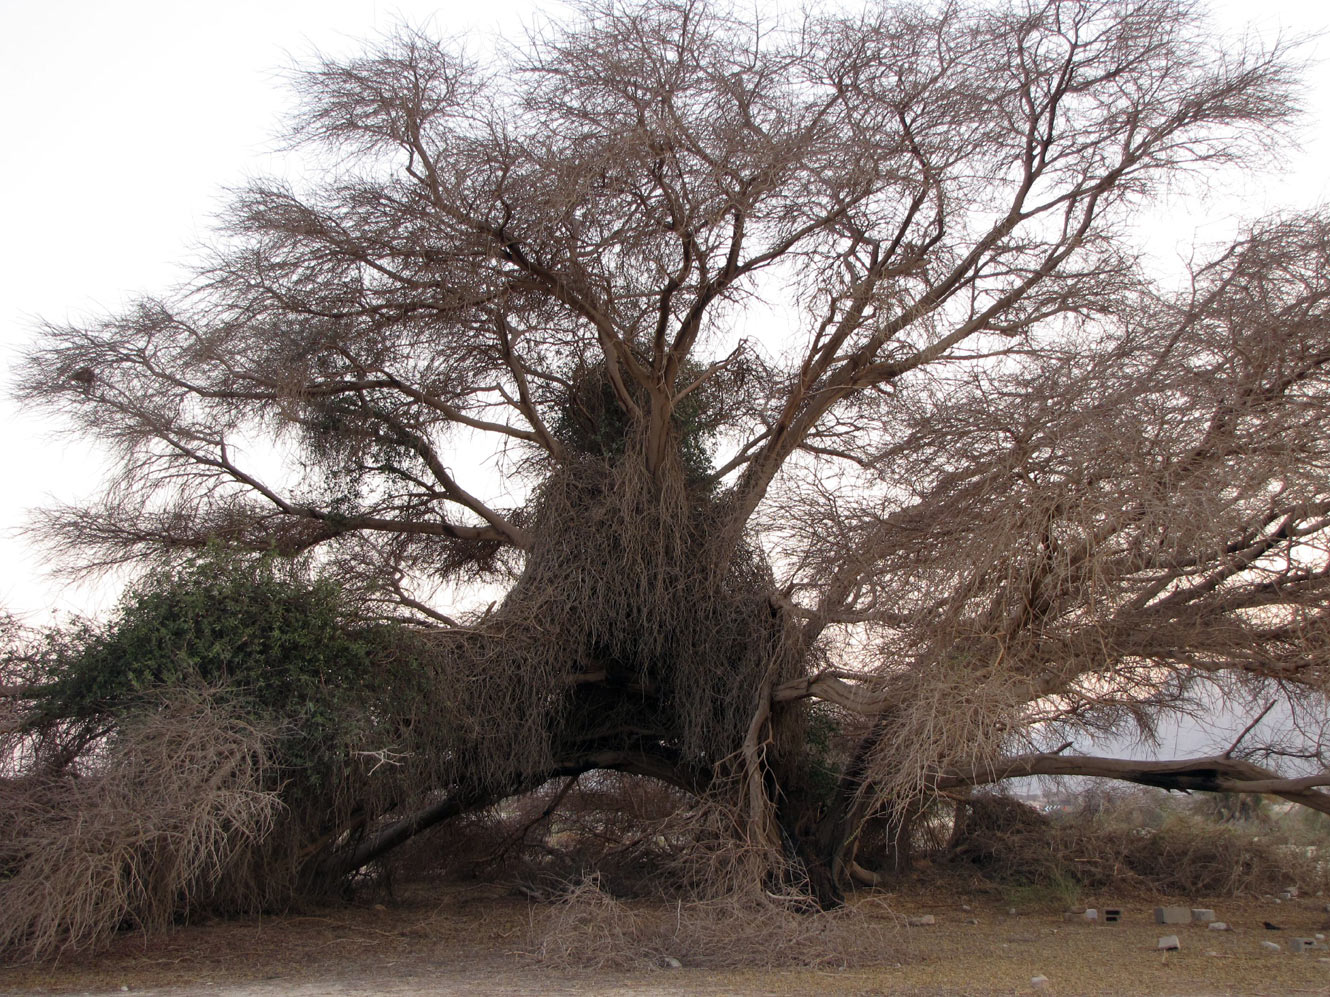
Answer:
[1155, 906, 1191, 925]
[1083, 908, 1099, 921]
[1190, 908, 1216, 923]
[1157, 934, 1180, 951]
[906, 914, 936, 927]
[1103, 907, 1123, 923]
[1208, 922, 1229, 931]
[1290, 937, 1319, 953]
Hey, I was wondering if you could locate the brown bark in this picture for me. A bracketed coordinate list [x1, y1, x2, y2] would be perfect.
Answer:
[938, 752, 1330, 815]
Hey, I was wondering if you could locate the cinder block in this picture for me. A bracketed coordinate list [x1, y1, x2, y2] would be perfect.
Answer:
[1191, 908, 1216, 922]
[1157, 934, 1181, 951]
[1155, 906, 1191, 925]
[1290, 937, 1319, 953]
[1104, 908, 1123, 923]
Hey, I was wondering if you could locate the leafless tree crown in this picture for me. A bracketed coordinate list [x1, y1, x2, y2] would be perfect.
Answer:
[14, 0, 1330, 902]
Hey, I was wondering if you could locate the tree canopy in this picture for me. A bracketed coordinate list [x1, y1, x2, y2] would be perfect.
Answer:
[12, 0, 1330, 906]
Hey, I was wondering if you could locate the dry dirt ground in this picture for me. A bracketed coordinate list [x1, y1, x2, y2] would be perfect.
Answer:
[4, 883, 1330, 996]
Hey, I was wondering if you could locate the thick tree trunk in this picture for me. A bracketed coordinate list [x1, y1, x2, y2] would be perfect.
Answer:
[767, 722, 887, 908]
[770, 774, 843, 909]
[808, 710, 904, 900]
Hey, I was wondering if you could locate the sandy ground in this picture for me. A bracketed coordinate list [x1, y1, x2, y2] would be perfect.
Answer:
[5, 883, 1330, 996]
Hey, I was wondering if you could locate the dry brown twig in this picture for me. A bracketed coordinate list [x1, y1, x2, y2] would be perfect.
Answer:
[0, 688, 281, 963]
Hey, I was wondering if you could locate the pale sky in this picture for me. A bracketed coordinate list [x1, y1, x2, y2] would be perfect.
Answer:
[0, 0, 547, 618]
[1, 0, 1327, 632]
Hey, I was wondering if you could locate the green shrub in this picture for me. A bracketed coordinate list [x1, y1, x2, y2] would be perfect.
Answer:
[20, 552, 402, 805]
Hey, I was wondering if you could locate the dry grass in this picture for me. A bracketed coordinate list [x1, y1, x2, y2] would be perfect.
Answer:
[947, 790, 1330, 902]
[7, 879, 1330, 996]
[529, 872, 905, 971]
[0, 689, 281, 963]
[504, 770, 908, 972]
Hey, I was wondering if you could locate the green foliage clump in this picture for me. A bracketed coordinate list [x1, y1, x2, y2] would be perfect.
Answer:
[0, 551, 449, 949]
[550, 360, 721, 483]
[24, 553, 395, 800]
[801, 702, 846, 805]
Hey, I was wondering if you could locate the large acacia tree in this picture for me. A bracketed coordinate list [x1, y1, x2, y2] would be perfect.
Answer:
[18, 0, 1330, 901]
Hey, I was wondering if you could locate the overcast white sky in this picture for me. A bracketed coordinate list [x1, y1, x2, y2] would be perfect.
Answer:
[1, 0, 1327, 643]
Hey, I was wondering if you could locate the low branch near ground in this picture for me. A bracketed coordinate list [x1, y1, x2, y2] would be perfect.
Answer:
[938, 753, 1330, 815]
[337, 750, 713, 876]
[338, 786, 496, 876]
